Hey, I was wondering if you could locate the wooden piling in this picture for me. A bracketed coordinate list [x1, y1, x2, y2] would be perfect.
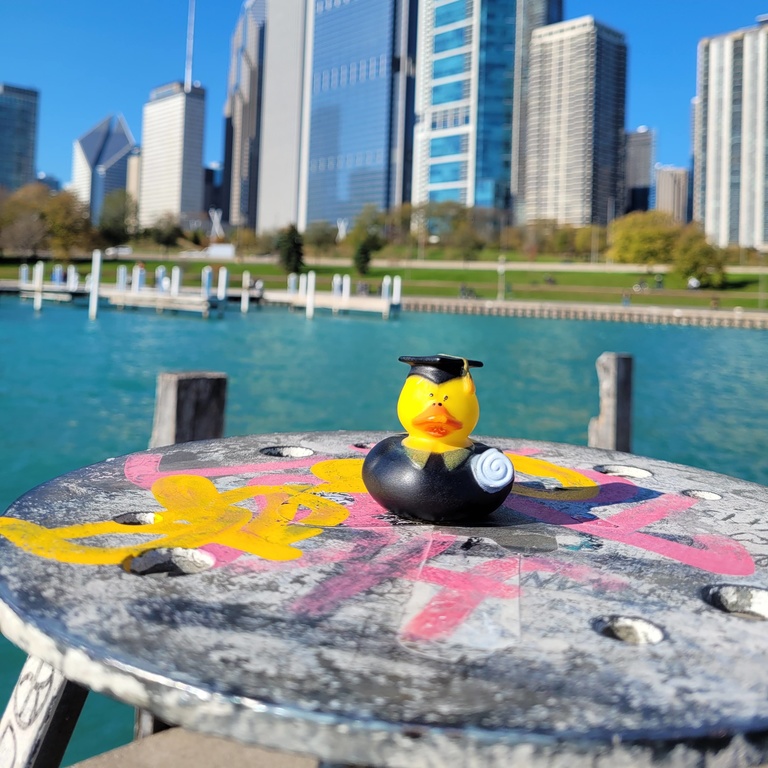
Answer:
[588, 352, 633, 452]
[149, 372, 228, 449]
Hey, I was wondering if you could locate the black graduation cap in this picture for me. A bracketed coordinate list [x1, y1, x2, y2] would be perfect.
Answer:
[398, 354, 483, 384]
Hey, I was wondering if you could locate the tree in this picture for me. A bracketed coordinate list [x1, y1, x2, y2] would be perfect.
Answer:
[152, 214, 183, 253]
[304, 221, 337, 253]
[0, 214, 47, 256]
[673, 225, 727, 289]
[348, 205, 386, 252]
[451, 219, 484, 261]
[574, 226, 607, 258]
[99, 190, 138, 246]
[277, 224, 304, 273]
[607, 211, 680, 265]
[44, 190, 91, 257]
[0, 183, 51, 256]
[353, 234, 378, 275]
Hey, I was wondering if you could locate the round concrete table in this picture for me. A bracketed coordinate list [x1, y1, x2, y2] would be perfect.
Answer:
[1, 431, 768, 768]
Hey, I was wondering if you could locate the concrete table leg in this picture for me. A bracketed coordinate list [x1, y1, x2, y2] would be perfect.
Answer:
[0, 656, 88, 768]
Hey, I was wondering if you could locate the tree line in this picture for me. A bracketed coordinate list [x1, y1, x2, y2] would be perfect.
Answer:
[0, 184, 748, 288]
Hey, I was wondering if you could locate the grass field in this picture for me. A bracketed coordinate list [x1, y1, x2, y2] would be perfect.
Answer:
[1, 254, 765, 310]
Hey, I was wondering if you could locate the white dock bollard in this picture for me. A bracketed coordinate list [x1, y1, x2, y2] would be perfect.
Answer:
[201, 266, 213, 298]
[298, 273, 307, 297]
[241, 271, 251, 314]
[116, 265, 128, 292]
[88, 250, 102, 320]
[217, 267, 229, 303]
[342, 274, 351, 302]
[52, 264, 64, 286]
[332, 274, 342, 295]
[131, 265, 145, 293]
[66, 265, 78, 291]
[306, 271, 316, 320]
[287, 273, 298, 294]
[392, 275, 402, 305]
[170, 266, 182, 297]
[382, 275, 392, 301]
[19, 264, 29, 286]
[155, 266, 167, 292]
[33, 261, 44, 311]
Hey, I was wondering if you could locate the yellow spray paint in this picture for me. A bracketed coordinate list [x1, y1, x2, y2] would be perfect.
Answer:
[0, 459, 357, 566]
[0, 454, 598, 566]
[505, 453, 599, 501]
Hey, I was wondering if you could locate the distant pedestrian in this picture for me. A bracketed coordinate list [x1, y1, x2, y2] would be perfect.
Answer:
[621, 291, 631, 307]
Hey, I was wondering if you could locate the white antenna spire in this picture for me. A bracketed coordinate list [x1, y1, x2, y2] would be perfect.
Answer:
[184, 0, 196, 92]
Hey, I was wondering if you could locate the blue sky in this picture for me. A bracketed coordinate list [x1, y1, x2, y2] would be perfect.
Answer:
[1, 1, 765, 186]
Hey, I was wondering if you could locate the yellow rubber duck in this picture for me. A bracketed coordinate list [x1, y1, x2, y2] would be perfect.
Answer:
[362, 354, 515, 523]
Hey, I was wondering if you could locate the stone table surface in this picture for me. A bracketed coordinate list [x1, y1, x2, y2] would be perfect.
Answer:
[0, 431, 768, 768]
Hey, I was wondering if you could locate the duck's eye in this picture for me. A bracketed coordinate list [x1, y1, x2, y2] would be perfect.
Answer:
[428, 392, 434, 398]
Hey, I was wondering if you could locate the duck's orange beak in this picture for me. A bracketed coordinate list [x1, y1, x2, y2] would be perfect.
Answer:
[411, 404, 463, 438]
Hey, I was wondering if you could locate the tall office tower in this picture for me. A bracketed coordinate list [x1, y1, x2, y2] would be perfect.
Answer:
[510, 0, 564, 222]
[256, 0, 308, 233]
[298, 0, 417, 229]
[138, 82, 206, 229]
[70, 115, 135, 224]
[525, 17, 626, 227]
[694, 17, 768, 248]
[656, 165, 689, 224]
[412, 0, 562, 214]
[222, 0, 267, 228]
[624, 126, 655, 213]
[0, 84, 39, 192]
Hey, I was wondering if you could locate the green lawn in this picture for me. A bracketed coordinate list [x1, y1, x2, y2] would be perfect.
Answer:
[1, 256, 765, 310]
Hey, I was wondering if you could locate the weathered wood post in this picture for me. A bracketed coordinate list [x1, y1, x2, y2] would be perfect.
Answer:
[88, 250, 101, 321]
[136, 371, 229, 739]
[149, 372, 228, 449]
[588, 352, 633, 452]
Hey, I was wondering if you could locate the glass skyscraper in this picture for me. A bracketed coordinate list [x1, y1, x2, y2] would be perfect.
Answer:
[412, 0, 562, 213]
[71, 115, 135, 224]
[0, 84, 39, 192]
[694, 18, 768, 248]
[299, 0, 417, 228]
[223, 0, 267, 228]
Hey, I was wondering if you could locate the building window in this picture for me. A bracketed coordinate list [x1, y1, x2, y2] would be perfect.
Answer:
[434, 28, 467, 54]
[430, 135, 464, 157]
[433, 54, 468, 79]
[435, 0, 467, 28]
[432, 80, 466, 105]
[429, 161, 465, 184]
[429, 188, 464, 203]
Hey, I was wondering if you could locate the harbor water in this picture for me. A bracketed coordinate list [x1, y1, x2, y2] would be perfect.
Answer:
[1, 297, 767, 764]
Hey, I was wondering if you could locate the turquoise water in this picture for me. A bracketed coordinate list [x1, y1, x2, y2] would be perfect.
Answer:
[1, 297, 767, 763]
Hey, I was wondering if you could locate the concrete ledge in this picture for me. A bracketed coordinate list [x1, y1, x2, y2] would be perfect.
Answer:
[70, 728, 318, 768]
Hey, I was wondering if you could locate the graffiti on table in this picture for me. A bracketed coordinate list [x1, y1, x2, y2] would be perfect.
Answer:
[0, 459, 356, 566]
[0, 448, 755, 585]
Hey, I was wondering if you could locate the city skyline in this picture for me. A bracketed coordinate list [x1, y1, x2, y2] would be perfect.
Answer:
[1, 0, 766, 189]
